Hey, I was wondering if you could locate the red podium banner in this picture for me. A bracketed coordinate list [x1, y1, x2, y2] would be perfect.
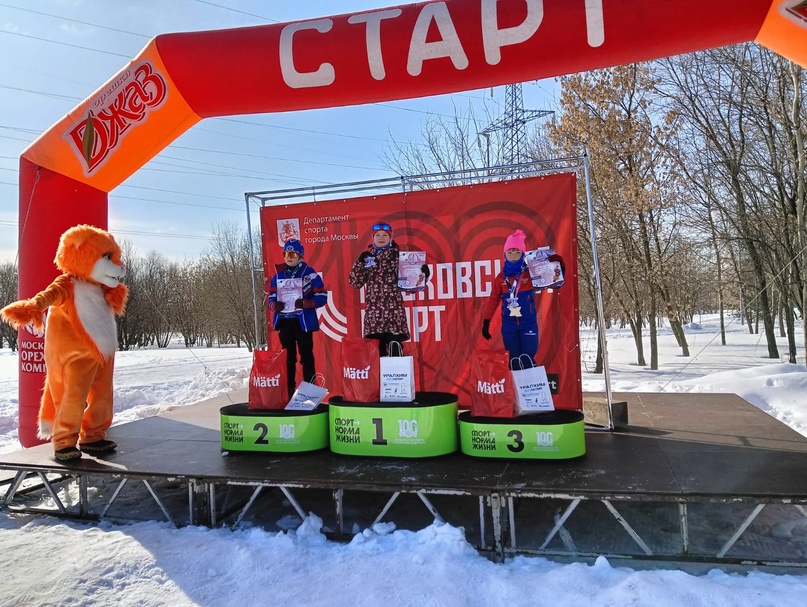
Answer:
[259, 173, 581, 410]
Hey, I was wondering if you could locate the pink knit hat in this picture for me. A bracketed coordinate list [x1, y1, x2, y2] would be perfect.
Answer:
[503, 229, 527, 255]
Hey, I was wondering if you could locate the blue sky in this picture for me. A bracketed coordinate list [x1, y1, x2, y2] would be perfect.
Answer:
[0, 0, 558, 262]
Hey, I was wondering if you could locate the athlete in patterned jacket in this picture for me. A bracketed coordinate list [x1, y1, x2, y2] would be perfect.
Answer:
[349, 222, 425, 356]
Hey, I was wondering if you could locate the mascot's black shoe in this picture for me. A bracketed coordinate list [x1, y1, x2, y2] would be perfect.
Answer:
[79, 439, 118, 454]
[54, 446, 82, 461]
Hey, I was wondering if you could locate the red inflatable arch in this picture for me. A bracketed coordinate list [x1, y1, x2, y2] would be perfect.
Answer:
[15, 0, 807, 446]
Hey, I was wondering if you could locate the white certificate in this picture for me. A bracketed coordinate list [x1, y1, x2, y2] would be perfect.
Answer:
[397, 251, 427, 292]
[277, 278, 303, 312]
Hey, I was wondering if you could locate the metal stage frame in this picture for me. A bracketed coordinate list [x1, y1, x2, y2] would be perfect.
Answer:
[3, 390, 807, 568]
[244, 156, 618, 429]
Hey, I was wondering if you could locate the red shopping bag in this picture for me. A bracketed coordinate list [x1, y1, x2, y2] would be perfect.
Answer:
[469, 349, 516, 418]
[341, 338, 380, 402]
[248, 349, 287, 410]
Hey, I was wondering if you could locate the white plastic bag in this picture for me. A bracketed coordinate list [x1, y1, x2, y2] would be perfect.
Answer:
[285, 374, 328, 411]
[511, 355, 554, 414]
[379, 342, 415, 402]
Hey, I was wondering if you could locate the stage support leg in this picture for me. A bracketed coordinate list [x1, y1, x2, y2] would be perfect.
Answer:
[372, 492, 401, 526]
[541, 498, 580, 550]
[38, 471, 66, 514]
[416, 491, 443, 523]
[233, 486, 263, 526]
[488, 493, 504, 562]
[679, 502, 689, 557]
[79, 475, 88, 518]
[602, 500, 652, 556]
[717, 503, 765, 558]
[279, 487, 307, 520]
[554, 511, 577, 553]
[478, 497, 486, 550]
[189, 480, 214, 527]
[144, 480, 174, 525]
[3, 471, 67, 514]
[333, 489, 344, 534]
[100, 479, 129, 518]
[3, 472, 28, 506]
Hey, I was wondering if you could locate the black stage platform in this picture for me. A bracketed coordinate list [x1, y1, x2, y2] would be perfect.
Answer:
[3, 391, 807, 567]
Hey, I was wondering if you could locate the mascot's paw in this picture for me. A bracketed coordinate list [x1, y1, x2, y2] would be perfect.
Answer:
[0, 300, 44, 330]
[79, 439, 117, 454]
[104, 284, 129, 315]
[24, 322, 45, 338]
[54, 446, 82, 462]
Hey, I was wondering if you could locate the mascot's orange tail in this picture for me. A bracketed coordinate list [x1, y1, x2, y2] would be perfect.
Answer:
[37, 380, 55, 440]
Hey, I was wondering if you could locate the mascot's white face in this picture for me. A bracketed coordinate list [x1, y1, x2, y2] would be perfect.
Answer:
[91, 255, 126, 288]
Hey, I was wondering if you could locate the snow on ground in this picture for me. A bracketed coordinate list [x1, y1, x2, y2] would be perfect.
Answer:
[1, 313, 807, 606]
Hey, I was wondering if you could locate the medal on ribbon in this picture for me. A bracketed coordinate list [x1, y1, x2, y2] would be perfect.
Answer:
[506, 272, 522, 317]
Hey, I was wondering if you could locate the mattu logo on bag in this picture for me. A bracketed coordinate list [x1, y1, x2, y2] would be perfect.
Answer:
[252, 373, 281, 388]
[477, 378, 506, 395]
[343, 365, 371, 380]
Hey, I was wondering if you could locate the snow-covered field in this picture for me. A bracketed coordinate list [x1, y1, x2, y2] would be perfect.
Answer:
[2, 314, 807, 606]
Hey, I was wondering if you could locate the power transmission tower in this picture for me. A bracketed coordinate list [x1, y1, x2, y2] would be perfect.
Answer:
[481, 83, 553, 170]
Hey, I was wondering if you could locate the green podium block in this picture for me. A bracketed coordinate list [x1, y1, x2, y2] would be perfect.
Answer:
[328, 392, 458, 458]
[458, 410, 586, 460]
[220, 403, 329, 453]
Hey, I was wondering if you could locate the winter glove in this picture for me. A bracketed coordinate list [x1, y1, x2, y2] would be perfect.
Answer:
[295, 298, 316, 310]
[481, 319, 492, 341]
[421, 264, 430, 280]
[268, 301, 285, 312]
[358, 251, 376, 268]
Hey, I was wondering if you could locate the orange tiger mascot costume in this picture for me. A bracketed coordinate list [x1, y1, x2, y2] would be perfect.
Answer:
[1, 225, 128, 461]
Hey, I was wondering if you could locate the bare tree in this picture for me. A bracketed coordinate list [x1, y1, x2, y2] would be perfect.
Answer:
[548, 63, 688, 369]
[171, 260, 205, 347]
[203, 222, 263, 351]
[116, 241, 147, 350]
[660, 45, 806, 361]
[139, 252, 173, 348]
[0, 263, 18, 351]
[381, 99, 530, 185]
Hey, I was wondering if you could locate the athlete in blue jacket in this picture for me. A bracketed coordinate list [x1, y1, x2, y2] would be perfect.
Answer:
[267, 239, 328, 397]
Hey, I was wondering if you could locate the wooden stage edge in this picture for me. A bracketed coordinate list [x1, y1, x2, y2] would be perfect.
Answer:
[3, 391, 807, 568]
